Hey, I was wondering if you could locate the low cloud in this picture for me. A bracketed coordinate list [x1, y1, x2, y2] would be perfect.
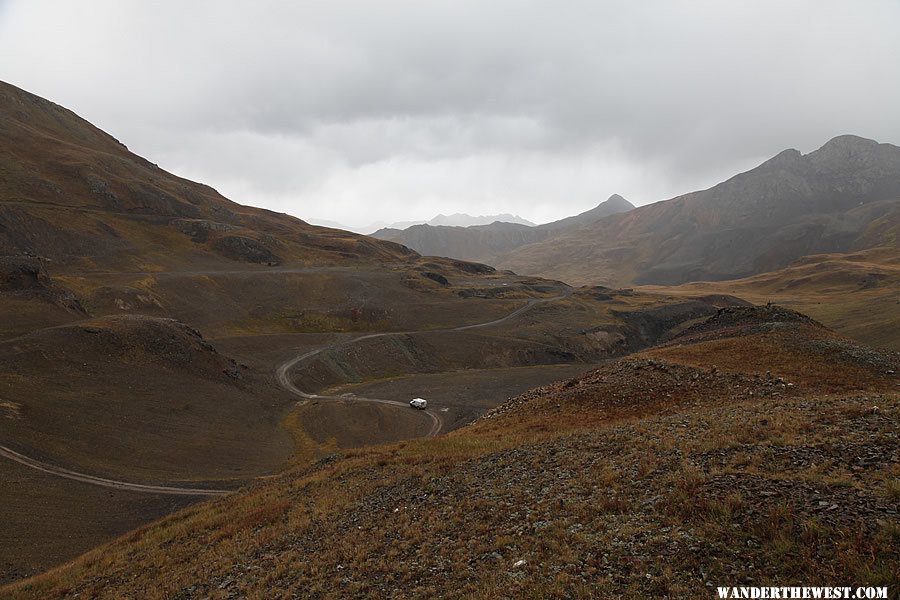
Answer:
[2, 0, 898, 226]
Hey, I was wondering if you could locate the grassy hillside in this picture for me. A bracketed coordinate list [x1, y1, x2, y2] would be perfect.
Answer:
[640, 246, 900, 350]
[4, 306, 896, 599]
[3, 80, 896, 595]
[0, 81, 416, 272]
[0, 315, 296, 483]
[1, 80, 752, 585]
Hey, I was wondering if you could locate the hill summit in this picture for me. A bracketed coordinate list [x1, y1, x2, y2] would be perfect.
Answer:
[496, 135, 900, 286]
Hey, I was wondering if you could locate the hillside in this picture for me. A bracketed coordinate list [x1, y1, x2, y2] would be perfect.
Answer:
[372, 221, 540, 264]
[313, 213, 536, 235]
[428, 213, 535, 227]
[496, 136, 900, 286]
[640, 246, 900, 351]
[0, 82, 418, 274]
[536, 193, 634, 234]
[372, 195, 635, 263]
[5, 305, 896, 598]
[0, 81, 739, 584]
[3, 80, 897, 595]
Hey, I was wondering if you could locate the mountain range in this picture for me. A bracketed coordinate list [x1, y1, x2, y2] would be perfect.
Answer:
[1, 80, 898, 595]
[372, 194, 635, 263]
[371, 136, 899, 288]
[496, 135, 899, 286]
[0, 80, 732, 583]
[310, 212, 535, 234]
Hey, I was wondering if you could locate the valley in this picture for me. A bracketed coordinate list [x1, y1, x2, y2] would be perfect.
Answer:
[0, 78, 897, 597]
[5, 305, 896, 598]
[0, 81, 739, 584]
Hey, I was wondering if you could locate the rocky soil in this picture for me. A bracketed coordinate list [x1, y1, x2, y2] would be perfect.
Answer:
[9, 313, 897, 599]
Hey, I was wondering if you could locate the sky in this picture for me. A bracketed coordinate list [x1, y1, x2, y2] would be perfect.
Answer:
[1, 1, 899, 230]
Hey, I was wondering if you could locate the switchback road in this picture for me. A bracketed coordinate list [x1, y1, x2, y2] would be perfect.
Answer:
[276, 290, 572, 437]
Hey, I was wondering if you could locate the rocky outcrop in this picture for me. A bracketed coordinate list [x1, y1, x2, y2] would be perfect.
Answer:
[171, 219, 237, 243]
[0, 257, 85, 313]
[212, 235, 281, 265]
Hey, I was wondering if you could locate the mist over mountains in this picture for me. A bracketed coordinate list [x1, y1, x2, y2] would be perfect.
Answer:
[373, 136, 898, 287]
[1, 79, 898, 597]
[372, 194, 635, 263]
[496, 135, 900, 286]
[310, 212, 535, 234]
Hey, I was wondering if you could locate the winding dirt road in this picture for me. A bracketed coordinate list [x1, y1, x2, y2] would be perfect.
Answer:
[0, 289, 569, 495]
[276, 290, 572, 437]
[0, 444, 230, 496]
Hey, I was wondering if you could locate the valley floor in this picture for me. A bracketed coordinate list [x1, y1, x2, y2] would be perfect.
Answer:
[3, 306, 897, 598]
[0, 281, 599, 583]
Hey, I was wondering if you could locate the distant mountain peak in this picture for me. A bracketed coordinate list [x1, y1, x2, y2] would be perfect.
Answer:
[757, 135, 891, 172]
[819, 134, 879, 151]
[808, 134, 896, 170]
[603, 194, 633, 208]
[530, 194, 634, 234]
[495, 134, 900, 287]
[759, 148, 802, 169]
[582, 194, 635, 214]
[427, 213, 536, 227]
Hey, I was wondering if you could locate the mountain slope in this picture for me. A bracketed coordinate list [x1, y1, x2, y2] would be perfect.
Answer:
[6, 306, 896, 598]
[429, 213, 535, 227]
[372, 221, 540, 264]
[0, 81, 415, 272]
[0, 81, 733, 585]
[309, 213, 535, 234]
[372, 195, 635, 263]
[537, 193, 634, 234]
[639, 246, 900, 351]
[496, 136, 900, 286]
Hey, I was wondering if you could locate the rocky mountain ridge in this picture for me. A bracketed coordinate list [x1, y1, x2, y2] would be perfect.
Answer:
[372, 194, 635, 263]
[496, 135, 900, 286]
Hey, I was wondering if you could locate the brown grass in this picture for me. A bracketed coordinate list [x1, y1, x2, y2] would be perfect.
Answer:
[4, 319, 896, 598]
[639, 246, 900, 350]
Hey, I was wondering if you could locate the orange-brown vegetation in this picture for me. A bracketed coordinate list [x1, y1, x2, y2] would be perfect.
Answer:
[4, 306, 896, 599]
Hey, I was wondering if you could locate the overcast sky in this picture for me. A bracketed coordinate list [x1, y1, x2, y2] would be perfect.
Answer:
[1, 1, 899, 229]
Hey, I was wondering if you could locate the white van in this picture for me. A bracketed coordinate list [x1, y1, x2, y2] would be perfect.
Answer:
[409, 398, 427, 410]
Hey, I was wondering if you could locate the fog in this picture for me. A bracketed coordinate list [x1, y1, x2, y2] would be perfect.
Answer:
[2, 0, 898, 228]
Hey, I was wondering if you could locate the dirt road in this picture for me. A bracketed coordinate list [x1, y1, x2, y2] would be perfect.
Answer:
[0, 444, 231, 496]
[276, 290, 573, 437]
[0, 290, 569, 493]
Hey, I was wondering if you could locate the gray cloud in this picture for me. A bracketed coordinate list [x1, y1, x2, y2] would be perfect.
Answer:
[1, 0, 899, 227]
